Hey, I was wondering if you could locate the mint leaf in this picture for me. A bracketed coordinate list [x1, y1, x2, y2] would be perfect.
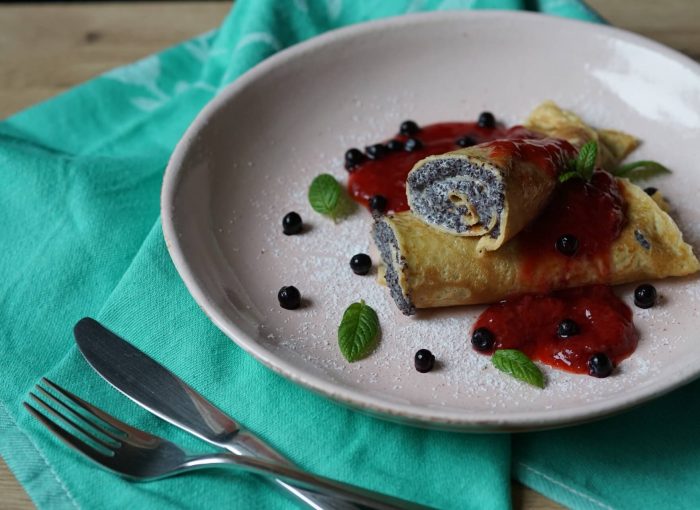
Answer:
[614, 160, 671, 182]
[492, 349, 545, 388]
[558, 170, 581, 183]
[338, 300, 379, 362]
[559, 141, 598, 183]
[575, 140, 597, 181]
[308, 174, 342, 218]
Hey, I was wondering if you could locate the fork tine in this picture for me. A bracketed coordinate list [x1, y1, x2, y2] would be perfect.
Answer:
[42, 378, 140, 437]
[23, 401, 114, 466]
[34, 386, 123, 443]
[28, 392, 116, 450]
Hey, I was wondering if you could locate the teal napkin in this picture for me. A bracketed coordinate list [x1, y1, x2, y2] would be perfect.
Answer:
[6, 1, 697, 509]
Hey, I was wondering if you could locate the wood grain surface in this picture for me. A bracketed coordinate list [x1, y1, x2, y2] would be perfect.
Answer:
[1, 1, 698, 509]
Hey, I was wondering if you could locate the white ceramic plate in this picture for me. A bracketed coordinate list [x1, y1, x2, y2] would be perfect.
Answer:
[162, 11, 700, 431]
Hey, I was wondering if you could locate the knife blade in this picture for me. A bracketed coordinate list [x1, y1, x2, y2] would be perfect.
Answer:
[74, 317, 367, 510]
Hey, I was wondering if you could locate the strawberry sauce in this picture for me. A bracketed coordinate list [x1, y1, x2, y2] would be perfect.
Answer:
[347, 122, 508, 213]
[472, 171, 634, 375]
[483, 127, 577, 180]
[518, 170, 627, 289]
[472, 285, 637, 374]
[347, 123, 576, 214]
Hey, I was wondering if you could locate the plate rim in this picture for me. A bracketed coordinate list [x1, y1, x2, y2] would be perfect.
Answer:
[162, 9, 700, 431]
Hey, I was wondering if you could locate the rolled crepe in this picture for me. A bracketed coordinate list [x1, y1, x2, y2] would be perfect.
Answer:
[374, 179, 699, 315]
[406, 134, 576, 252]
[406, 102, 639, 252]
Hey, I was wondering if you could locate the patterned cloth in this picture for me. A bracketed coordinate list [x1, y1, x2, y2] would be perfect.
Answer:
[3, 1, 699, 509]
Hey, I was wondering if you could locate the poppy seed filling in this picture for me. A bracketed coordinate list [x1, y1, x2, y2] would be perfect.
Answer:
[634, 229, 651, 250]
[407, 158, 505, 238]
[373, 219, 415, 315]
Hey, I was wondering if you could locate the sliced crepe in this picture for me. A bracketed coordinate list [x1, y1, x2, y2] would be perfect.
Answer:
[406, 135, 575, 253]
[405, 101, 639, 253]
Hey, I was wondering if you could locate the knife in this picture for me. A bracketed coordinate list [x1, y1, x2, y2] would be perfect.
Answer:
[74, 317, 427, 510]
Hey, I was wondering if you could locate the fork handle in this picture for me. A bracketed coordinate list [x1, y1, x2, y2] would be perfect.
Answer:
[223, 431, 363, 510]
[186, 452, 432, 510]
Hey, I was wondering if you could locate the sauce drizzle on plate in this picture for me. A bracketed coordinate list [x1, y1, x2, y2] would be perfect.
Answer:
[347, 121, 508, 213]
[472, 285, 637, 374]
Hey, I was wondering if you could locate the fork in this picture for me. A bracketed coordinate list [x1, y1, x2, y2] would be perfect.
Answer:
[25, 379, 431, 510]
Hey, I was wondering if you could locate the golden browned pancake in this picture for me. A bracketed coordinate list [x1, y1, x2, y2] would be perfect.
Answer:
[374, 179, 698, 315]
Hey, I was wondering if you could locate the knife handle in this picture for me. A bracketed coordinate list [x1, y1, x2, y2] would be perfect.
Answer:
[223, 430, 386, 510]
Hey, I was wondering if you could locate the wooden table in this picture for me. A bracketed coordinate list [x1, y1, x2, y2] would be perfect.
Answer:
[1, 2, 698, 509]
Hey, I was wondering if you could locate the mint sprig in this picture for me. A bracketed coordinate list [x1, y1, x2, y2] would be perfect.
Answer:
[559, 140, 597, 183]
[492, 349, 545, 388]
[308, 174, 342, 218]
[559, 141, 672, 184]
[613, 160, 671, 182]
[338, 300, 379, 362]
